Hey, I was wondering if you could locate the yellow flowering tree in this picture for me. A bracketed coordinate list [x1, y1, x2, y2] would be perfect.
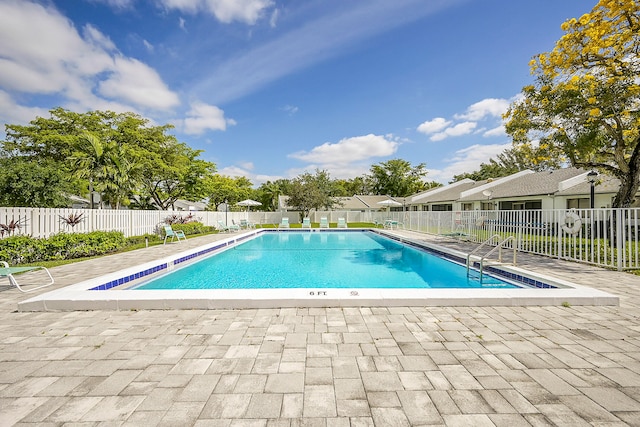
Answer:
[504, 0, 640, 207]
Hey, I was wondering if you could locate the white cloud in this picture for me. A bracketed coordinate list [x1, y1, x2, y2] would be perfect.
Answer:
[182, 101, 236, 135]
[430, 121, 477, 142]
[289, 134, 399, 165]
[417, 117, 450, 135]
[483, 125, 506, 137]
[83, 24, 117, 51]
[178, 17, 187, 30]
[98, 58, 180, 109]
[282, 105, 299, 115]
[455, 98, 509, 121]
[428, 142, 511, 183]
[218, 163, 282, 186]
[0, 90, 48, 136]
[159, 0, 274, 24]
[90, 0, 136, 9]
[270, 8, 280, 28]
[417, 97, 512, 143]
[0, 0, 180, 118]
[286, 134, 401, 180]
[143, 39, 154, 52]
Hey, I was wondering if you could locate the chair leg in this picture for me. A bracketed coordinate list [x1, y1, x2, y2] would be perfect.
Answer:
[9, 267, 55, 293]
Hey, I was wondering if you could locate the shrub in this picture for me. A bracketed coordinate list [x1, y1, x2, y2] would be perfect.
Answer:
[0, 231, 127, 264]
[126, 233, 162, 246]
[171, 222, 215, 236]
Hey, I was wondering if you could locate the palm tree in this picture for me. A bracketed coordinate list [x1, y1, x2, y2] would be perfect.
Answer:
[102, 148, 140, 209]
[70, 132, 116, 209]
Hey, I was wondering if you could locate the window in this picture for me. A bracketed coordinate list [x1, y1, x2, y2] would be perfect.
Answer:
[499, 200, 542, 210]
[461, 203, 473, 211]
[431, 204, 453, 211]
[567, 198, 590, 209]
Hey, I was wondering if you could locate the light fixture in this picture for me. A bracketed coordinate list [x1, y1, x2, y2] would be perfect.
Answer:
[586, 171, 598, 209]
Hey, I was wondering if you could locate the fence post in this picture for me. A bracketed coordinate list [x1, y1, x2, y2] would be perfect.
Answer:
[616, 209, 623, 271]
[556, 210, 562, 260]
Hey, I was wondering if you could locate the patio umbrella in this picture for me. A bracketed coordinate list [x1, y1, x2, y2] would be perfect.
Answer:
[378, 199, 402, 208]
[236, 199, 262, 218]
[378, 198, 402, 215]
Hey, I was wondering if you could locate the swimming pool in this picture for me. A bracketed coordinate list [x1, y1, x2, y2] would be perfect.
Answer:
[133, 230, 517, 290]
[18, 229, 619, 311]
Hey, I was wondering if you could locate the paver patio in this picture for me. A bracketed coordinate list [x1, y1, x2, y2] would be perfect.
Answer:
[1, 231, 640, 426]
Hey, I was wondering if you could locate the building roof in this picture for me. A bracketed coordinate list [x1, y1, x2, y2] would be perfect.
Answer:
[353, 195, 396, 208]
[411, 179, 486, 204]
[555, 174, 620, 196]
[457, 168, 587, 202]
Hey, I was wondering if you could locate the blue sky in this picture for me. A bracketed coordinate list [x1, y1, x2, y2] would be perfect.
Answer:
[0, 0, 593, 185]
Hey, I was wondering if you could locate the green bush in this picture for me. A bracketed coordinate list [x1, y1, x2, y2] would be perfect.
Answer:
[0, 231, 128, 264]
[126, 233, 162, 246]
[171, 222, 215, 235]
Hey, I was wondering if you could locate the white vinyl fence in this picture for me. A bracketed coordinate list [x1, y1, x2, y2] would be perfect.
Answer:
[2, 207, 640, 270]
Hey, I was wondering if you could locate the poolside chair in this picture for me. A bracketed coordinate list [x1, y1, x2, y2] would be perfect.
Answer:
[319, 217, 329, 228]
[437, 224, 469, 241]
[163, 225, 186, 244]
[217, 221, 239, 233]
[240, 219, 255, 229]
[337, 218, 347, 228]
[302, 218, 311, 229]
[1, 261, 54, 293]
[278, 217, 290, 228]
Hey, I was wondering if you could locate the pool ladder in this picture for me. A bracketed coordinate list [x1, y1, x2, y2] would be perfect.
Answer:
[466, 235, 517, 279]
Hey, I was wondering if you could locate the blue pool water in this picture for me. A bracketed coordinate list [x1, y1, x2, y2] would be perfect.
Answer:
[133, 231, 518, 290]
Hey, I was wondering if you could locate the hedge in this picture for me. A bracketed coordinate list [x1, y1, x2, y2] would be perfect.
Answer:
[0, 231, 127, 265]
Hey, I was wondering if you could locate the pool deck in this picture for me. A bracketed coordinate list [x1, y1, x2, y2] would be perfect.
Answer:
[1, 230, 640, 425]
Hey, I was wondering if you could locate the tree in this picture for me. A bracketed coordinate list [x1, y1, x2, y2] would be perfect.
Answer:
[70, 132, 116, 209]
[205, 175, 253, 211]
[504, 0, 640, 207]
[0, 157, 76, 207]
[2, 108, 216, 209]
[102, 146, 141, 209]
[333, 177, 372, 196]
[286, 170, 342, 218]
[256, 180, 286, 211]
[368, 159, 429, 197]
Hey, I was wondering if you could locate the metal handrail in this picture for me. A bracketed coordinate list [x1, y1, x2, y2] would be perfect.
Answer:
[478, 236, 517, 277]
[466, 234, 501, 274]
[466, 235, 518, 281]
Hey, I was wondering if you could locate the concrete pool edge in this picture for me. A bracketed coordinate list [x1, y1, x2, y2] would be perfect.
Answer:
[17, 229, 620, 311]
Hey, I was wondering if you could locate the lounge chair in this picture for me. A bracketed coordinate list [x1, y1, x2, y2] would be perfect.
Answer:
[438, 225, 469, 241]
[337, 218, 347, 228]
[240, 219, 255, 229]
[383, 219, 398, 229]
[302, 218, 311, 229]
[1, 261, 54, 293]
[278, 217, 290, 228]
[163, 225, 187, 244]
[217, 220, 239, 233]
[319, 217, 329, 228]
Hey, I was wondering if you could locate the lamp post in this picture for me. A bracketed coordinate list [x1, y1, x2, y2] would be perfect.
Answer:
[587, 171, 598, 209]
